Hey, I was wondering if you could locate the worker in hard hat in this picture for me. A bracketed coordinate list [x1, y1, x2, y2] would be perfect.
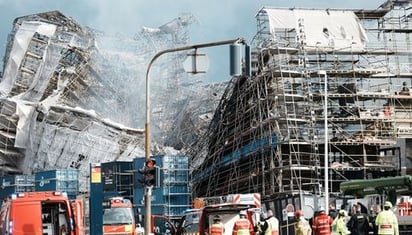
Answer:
[332, 209, 350, 235]
[312, 206, 334, 235]
[375, 201, 399, 235]
[294, 209, 311, 235]
[209, 215, 225, 235]
[232, 210, 253, 235]
[260, 209, 279, 235]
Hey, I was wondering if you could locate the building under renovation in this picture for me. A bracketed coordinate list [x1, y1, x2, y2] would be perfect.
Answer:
[189, 0, 412, 220]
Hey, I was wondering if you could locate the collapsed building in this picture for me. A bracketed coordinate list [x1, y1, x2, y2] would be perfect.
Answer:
[0, 11, 223, 191]
[189, 0, 412, 221]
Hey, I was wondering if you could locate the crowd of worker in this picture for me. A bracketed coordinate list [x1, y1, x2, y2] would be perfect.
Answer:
[208, 200, 399, 235]
[303, 201, 398, 235]
[208, 210, 280, 235]
[304, 201, 398, 235]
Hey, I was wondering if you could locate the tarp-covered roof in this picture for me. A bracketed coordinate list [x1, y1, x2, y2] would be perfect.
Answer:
[263, 8, 368, 51]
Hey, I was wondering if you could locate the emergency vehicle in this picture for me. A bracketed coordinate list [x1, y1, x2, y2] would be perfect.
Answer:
[176, 193, 261, 235]
[0, 191, 84, 235]
[102, 197, 135, 235]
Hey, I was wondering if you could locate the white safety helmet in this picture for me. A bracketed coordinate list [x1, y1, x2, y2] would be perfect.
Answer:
[384, 201, 393, 209]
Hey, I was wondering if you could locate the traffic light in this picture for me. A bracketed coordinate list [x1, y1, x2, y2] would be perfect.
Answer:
[137, 159, 158, 187]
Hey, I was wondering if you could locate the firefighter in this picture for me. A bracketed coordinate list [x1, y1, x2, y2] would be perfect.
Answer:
[209, 215, 225, 235]
[312, 207, 334, 235]
[261, 209, 279, 235]
[232, 210, 253, 235]
[375, 201, 399, 235]
[294, 209, 311, 235]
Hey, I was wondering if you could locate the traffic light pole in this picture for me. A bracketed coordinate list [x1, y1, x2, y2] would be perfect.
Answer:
[144, 186, 152, 234]
[144, 38, 246, 235]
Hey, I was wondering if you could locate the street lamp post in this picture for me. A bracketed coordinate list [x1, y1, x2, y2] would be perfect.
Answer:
[319, 70, 329, 214]
[144, 38, 246, 235]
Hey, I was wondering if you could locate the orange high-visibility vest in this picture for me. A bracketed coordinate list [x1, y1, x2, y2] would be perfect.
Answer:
[312, 213, 333, 235]
[210, 222, 224, 235]
[232, 218, 252, 235]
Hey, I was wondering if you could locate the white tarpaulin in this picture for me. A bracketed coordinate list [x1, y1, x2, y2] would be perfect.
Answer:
[0, 21, 56, 96]
[264, 8, 368, 51]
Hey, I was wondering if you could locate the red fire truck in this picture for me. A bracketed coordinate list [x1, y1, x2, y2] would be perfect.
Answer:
[0, 191, 84, 235]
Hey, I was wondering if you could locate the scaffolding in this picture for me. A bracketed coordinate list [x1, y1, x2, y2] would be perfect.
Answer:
[190, 1, 412, 209]
[0, 10, 215, 186]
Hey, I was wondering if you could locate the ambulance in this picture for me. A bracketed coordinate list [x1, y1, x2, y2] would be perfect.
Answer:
[102, 197, 135, 235]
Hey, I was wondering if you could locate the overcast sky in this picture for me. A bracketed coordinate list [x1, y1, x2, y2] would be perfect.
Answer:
[0, 0, 381, 82]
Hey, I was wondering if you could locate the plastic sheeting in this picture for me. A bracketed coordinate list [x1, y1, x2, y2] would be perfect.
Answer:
[22, 107, 144, 191]
[14, 99, 36, 148]
[0, 21, 56, 96]
[263, 8, 368, 51]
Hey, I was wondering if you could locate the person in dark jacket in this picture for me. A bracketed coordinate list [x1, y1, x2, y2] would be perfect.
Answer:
[347, 203, 371, 235]
[328, 202, 337, 219]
